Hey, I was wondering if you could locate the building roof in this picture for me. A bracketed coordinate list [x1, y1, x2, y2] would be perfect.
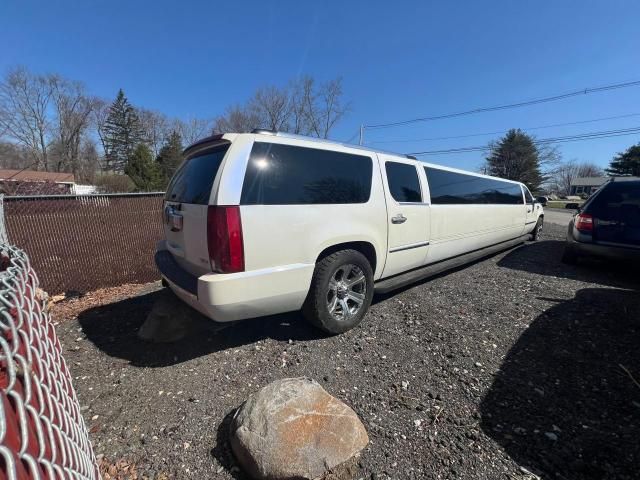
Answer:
[571, 176, 640, 186]
[570, 176, 610, 187]
[0, 169, 75, 183]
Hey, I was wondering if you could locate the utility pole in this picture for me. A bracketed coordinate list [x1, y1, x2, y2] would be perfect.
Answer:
[359, 125, 364, 145]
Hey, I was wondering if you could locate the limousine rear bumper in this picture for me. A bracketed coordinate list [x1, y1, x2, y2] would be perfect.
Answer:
[374, 234, 531, 294]
[155, 245, 314, 322]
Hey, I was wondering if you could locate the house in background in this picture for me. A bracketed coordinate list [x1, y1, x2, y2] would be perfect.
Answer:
[569, 176, 640, 197]
[0, 169, 75, 195]
[569, 176, 609, 196]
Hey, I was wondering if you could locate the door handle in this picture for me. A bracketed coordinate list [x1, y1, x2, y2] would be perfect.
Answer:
[391, 214, 407, 224]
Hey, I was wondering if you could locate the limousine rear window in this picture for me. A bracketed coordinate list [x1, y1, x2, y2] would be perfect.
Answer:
[166, 143, 230, 205]
[241, 142, 373, 205]
[425, 167, 523, 205]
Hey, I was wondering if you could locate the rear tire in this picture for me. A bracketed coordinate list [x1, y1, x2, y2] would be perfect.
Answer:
[531, 216, 544, 241]
[561, 246, 578, 265]
[303, 249, 374, 334]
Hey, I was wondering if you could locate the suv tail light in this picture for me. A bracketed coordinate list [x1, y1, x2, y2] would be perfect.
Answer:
[575, 213, 594, 233]
[207, 206, 245, 273]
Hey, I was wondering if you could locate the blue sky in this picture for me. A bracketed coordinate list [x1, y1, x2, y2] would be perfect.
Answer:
[1, 0, 639, 171]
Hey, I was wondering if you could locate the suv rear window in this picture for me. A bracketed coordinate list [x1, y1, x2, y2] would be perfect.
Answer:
[241, 142, 372, 205]
[588, 181, 640, 217]
[165, 143, 230, 204]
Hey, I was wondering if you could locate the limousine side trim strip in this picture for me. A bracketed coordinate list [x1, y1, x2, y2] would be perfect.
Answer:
[375, 234, 531, 294]
[389, 241, 430, 253]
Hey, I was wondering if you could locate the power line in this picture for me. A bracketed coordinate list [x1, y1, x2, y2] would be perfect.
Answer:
[364, 80, 640, 130]
[368, 113, 640, 144]
[408, 126, 640, 156]
[344, 129, 361, 144]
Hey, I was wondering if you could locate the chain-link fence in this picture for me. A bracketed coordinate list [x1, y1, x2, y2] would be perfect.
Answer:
[0, 241, 100, 478]
[3, 193, 165, 295]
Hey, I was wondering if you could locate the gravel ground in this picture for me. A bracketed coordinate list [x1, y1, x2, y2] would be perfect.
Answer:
[56, 224, 640, 480]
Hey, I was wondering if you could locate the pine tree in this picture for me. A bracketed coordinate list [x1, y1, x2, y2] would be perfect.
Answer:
[156, 130, 184, 186]
[124, 144, 163, 191]
[485, 129, 543, 191]
[606, 143, 640, 176]
[103, 89, 144, 173]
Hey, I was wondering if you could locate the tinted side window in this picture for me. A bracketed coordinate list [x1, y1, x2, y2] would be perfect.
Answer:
[523, 187, 534, 204]
[166, 144, 230, 204]
[424, 167, 523, 205]
[241, 142, 372, 205]
[385, 162, 422, 203]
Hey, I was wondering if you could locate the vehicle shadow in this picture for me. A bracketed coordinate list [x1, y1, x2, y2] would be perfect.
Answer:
[77, 288, 323, 368]
[480, 287, 640, 479]
[497, 240, 640, 288]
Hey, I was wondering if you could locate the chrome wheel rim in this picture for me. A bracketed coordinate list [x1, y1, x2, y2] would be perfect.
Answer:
[536, 220, 543, 237]
[326, 264, 366, 322]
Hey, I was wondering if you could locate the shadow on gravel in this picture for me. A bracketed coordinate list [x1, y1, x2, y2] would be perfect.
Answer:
[497, 240, 640, 288]
[480, 287, 640, 480]
[78, 289, 322, 368]
[211, 409, 244, 479]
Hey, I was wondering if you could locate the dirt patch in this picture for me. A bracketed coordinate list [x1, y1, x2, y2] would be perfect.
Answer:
[55, 224, 640, 479]
[51, 281, 161, 322]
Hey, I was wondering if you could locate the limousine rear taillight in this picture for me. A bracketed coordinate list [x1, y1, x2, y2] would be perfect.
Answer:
[207, 206, 245, 273]
[575, 213, 594, 233]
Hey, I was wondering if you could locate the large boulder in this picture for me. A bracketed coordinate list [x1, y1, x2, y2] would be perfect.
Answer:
[230, 377, 369, 480]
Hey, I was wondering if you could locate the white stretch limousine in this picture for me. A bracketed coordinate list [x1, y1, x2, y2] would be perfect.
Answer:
[156, 130, 544, 334]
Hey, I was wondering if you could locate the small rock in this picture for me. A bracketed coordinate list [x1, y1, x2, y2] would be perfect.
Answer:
[544, 432, 558, 441]
[230, 377, 369, 480]
[401, 381, 409, 390]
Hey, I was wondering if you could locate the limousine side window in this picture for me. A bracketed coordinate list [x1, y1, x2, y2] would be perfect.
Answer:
[241, 142, 373, 205]
[425, 166, 523, 205]
[385, 162, 422, 203]
[523, 186, 534, 204]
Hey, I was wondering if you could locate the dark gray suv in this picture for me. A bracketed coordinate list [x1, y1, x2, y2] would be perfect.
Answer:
[562, 178, 640, 264]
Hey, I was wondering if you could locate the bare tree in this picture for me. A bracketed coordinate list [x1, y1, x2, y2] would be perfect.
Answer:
[213, 105, 261, 134]
[213, 75, 349, 139]
[576, 162, 604, 177]
[90, 97, 110, 164]
[249, 85, 292, 131]
[0, 142, 31, 169]
[50, 76, 95, 174]
[314, 77, 350, 139]
[76, 139, 100, 183]
[0, 67, 55, 170]
[173, 117, 215, 145]
[139, 108, 171, 157]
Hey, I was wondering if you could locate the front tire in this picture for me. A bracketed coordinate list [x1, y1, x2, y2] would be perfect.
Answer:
[531, 216, 544, 241]
[303, 249, 374, 334]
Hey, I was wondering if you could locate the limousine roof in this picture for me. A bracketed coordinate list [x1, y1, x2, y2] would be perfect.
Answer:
[248, 129, 420, 161]
[187, 129, 525, 187]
